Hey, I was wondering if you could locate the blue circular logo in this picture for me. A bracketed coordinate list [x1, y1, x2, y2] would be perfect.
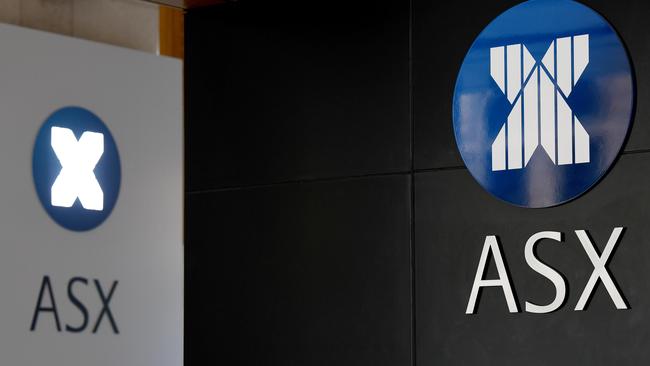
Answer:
[453, 0, 634, 208]
[33, 107, 121, 231]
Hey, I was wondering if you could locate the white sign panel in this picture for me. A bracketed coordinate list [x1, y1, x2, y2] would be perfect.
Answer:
[0, 24, 182, 365]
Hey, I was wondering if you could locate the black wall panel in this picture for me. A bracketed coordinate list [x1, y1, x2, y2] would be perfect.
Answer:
[415, 153, 650, 365]
[185, 1, 410, 191]
[186, 176, 411, 366]
[186, 1, 650, 365]
[185, 4, 413, 362]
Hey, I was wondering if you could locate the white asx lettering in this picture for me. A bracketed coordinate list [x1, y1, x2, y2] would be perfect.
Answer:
[466, 227, 627, 314]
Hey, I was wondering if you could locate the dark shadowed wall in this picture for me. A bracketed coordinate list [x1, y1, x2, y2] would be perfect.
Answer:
[185, 1, 650, 365]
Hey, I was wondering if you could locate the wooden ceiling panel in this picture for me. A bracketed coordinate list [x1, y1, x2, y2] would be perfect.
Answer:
[145, 0, 225, 9]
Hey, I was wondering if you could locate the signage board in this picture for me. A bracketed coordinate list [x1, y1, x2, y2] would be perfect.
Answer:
[0, 24, 182, 365]
[452, 0, 635, 208]
[417, 1, 649, 363]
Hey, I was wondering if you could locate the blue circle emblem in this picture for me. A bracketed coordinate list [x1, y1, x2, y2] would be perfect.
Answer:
[453, 0, 634, 208]
[33, 107, 121, 231]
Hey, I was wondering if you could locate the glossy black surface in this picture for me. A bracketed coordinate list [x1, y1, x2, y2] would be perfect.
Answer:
[415, 152, 650, 365]
[185, 0, 410, 191]
[186, 1, 650, 365]
[186, 176, 411, 366]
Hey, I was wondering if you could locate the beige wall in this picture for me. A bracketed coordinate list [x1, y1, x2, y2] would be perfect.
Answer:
[0, 0, 159, 53]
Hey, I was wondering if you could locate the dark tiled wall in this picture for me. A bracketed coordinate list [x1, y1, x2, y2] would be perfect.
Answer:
[185, 1, 410, 191]
[185, 1, 412, 365]
[186, 1, 650, 365]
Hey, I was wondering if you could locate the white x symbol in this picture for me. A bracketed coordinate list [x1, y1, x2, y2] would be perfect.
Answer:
[490, 34, 590, 171]
[50, 126, 104, 211]
[575, 227, 628, 310]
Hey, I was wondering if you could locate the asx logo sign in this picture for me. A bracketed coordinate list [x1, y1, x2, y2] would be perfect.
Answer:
[466, 227, 628, 315]
[50, 126, 104, 211]
[452, 0, 634, 208]
[489, 35, 590, 171]
[33, 107, 121, 231]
